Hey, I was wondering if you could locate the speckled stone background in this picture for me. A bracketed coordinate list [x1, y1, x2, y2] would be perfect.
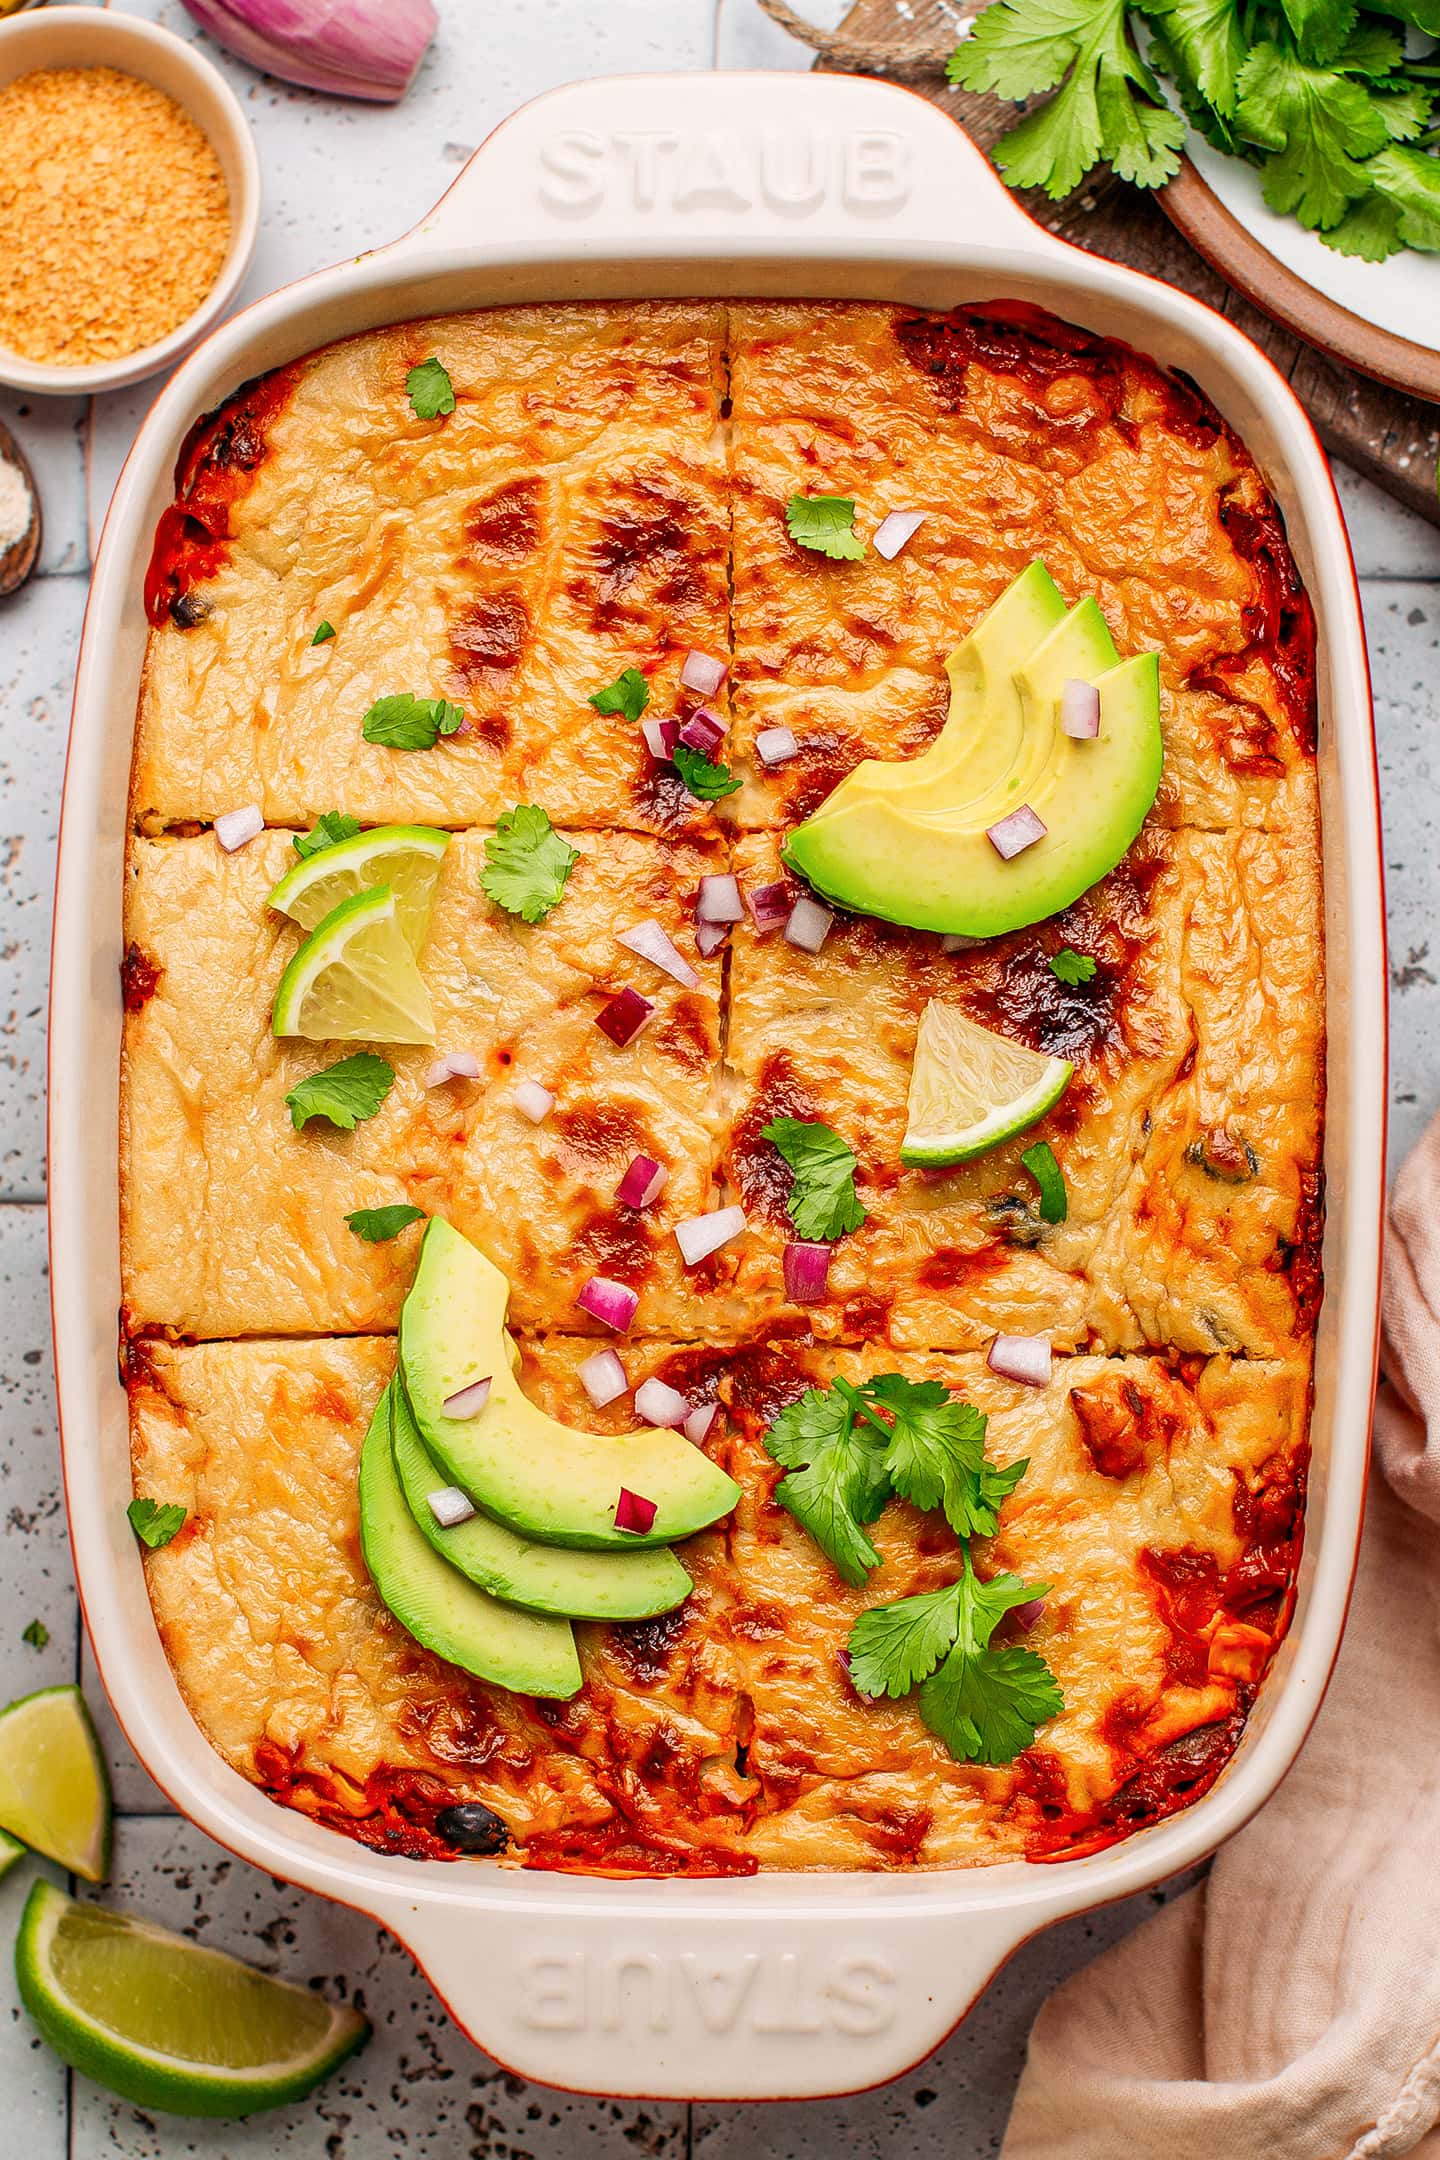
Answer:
[2, 1, 1436, 2152]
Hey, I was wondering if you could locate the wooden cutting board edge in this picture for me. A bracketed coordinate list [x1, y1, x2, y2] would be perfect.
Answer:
[796, 0, 1440, 529]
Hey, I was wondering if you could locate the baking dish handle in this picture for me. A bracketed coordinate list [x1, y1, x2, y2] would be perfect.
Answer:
[375, 1888, 1045, 2099]
[405, 71, 1068, 263]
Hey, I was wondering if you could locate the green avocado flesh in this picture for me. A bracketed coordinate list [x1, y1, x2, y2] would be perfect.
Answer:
[391, 1383, 694, 1620]
[782, 570, 1163, 938]
[400, 1219, 741, 1551]
[803, 560, 1069, 819]
[358, 1384, 582, 1698]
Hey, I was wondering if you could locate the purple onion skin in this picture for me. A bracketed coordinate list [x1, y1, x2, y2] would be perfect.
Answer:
[576, 1277, 639, 1332]
[783, 1241, 832, 1304]
[595, 988, 653, 1047]
[614, 1487, 658, 1535]
[180, 0, 437, 101]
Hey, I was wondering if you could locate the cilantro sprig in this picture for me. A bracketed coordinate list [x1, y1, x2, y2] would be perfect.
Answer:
[480, 805, 578, 923]
[786, 494, 866, 561]
[292, 811, 361, 862]
[949, 0, 1440, 261]
[848, 1549, 1063, 1766]
[590, 667, 650, 721]
[362, 695, 465, 751]
[346, 1203, 425, 1242]
[761, 1116, 867, 1241]
[286, 1053, 396, 1133]
[762, 1372, 1025, 1582]
[1050, 947, 1097, 985]
[406, 356, 455, 420]
[127, 1498, 187, 1551]
[673, 743, 742, 801]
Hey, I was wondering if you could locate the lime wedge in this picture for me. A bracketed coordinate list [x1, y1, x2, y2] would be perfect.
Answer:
[15, 1881, 368, 2119]
[901, 1000, 1071, 1168]
[0, 1830, 25, 1877]
[272, 885, 435, 1045]
[0, 1686, 111, 1882]
[267, 825, 449, 954]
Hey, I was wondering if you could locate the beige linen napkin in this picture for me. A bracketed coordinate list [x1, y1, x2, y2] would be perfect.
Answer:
[1002, 1113, 1440, 2160]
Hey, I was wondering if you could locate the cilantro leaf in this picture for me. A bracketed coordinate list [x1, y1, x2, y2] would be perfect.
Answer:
[589, 668, 651, 721]
[786, 495, 866, 562]
[950, 0, 1184, 200]
[311, 620, 336, 646]
[763, 1386, 892, 1586]
[480, 805, 578, 923]
[1361, 141, 1440, 246]
[407, 356, 455, 420]
[127, 1498, 187, 1551]
[849, 1554, 1061, 1765]
[286, 1053, 396, 1133]
[761, 1117, 867, 1241]
[21, 1618, 48, 1650]
[1277, 0, 1357, 64]
[1050, 947, 1097, 985]
[1137, 0, 1247, 116]
[292, 811, 361, 862]
[673, 743, 742, 801]
[863, 1374, 1023, 1538]
[346, 1203, 425, 1243]
[1235, 35, 1392, 229]
[1021, 1140, 1068, 1224]
[362, 694, 465, 751]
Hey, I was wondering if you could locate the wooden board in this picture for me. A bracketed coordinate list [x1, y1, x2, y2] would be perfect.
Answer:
[762, 0, 1440, 528]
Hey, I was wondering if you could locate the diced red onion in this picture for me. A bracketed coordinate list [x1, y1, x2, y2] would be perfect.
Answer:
[745, 881, 791, 935]
[755, 726, 798, 767]
[697, 873, 744, 924]
[872, 509, 926, 561]
[442, 1377, 492, 1419]
[987, 1334, 1053, 1388]
[986, 805, 1047, 861]
[784, 895, 834, 953]
[683, 1401, 718, 1445]
[618, 919, 699, 990]
[942, 932, 984, 954]
[615, 1486, 658, 1535]
[215, 804, 264, 852]
[595, 987, 654, 1047]
[674, 1204, 747, 1267]
[1061, 678, 1101, 739]
[634, 1376, 692, 1429]
[641, 717, 680, 761]
[1011, 1597, 1047, 1633]
[680, 649, 728, 698]
[695, 920, 730, 959]
[783, 1240, 832, 1304]
[427, 1485, 477, 1528]
[426, 1051, 481, 1088]
[577, 1275, 639, 1332]
[678, 708, 727, 758]
[617, 1155, 667, 1209]
[578, 1348, 628, 1409]
[512, 1077, 554, 1123]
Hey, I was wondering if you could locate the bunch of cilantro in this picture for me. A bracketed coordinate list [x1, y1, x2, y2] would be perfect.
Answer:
[949, 0, 1440, 261]
[762, 1374, 1063, 1766]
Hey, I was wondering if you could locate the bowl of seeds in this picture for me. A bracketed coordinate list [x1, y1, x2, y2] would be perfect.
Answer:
[0, 6, 260, 393]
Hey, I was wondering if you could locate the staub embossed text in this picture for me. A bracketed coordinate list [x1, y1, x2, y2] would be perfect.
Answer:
[515, 1948, 897, 2038]
[537, 129, 911, 218]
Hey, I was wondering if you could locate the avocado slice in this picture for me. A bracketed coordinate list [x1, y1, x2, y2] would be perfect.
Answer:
[782, 603, 1161, 938]
[802, 560, 1069, 821]
[400, 1220, 741, 1552]
[358, 1381, 582, 1698]
[391, 1383, 694, 1621]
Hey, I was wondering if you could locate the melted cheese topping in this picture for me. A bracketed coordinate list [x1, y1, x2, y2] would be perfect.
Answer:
[123, 299, 1323, 1874]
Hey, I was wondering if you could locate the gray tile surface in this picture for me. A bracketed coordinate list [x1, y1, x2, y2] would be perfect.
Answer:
[0, 0, 1434, 2151]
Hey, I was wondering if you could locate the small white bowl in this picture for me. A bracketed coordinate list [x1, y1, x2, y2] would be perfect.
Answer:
[0, 6, 261, 395]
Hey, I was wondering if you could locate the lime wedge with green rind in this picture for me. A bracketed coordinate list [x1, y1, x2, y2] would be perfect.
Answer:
[272, 884, 435, 1045]
[0, 1829, 25, 1877]
[266, 825, 449, 953]
[900, 1001, 1071, 1169]
[0, 1686, 111, 1882]
[15, 1881, 369, 2119]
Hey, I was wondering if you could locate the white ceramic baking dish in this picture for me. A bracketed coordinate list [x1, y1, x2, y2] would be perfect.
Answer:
[49, 71, 1384, 2102]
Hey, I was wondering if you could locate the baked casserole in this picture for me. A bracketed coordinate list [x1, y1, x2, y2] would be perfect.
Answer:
[120, 299, 1322, 1876]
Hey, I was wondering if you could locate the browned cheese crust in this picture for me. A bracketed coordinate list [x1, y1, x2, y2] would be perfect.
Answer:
[123, 300, 1323, 1875]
